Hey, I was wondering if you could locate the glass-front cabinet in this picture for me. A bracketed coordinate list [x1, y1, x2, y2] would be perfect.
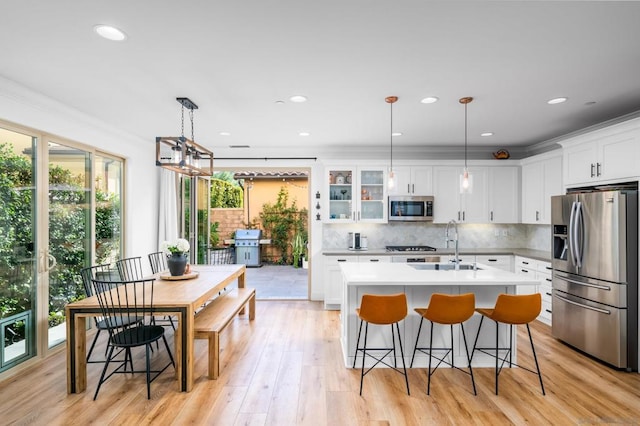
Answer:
[325, 166, 387, 223]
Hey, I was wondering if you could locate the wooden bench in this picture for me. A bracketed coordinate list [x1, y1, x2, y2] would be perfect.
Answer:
[194, 287, 256, 379]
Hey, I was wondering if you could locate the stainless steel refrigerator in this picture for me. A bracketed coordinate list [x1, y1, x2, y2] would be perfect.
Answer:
[551, 187, 638, 370]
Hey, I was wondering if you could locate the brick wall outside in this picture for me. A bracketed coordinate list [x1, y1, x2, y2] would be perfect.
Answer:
[210, 207, 283, 264]
[211, 208, 244, 243]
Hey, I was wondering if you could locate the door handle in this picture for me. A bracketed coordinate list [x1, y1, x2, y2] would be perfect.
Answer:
[38, 249, 46, 273]
[490, 211, 494, 221]
[411, 184, 415, 194]
[535, 211, 539, 221]
[407, 184, 411, 194]
[462, 211, 465, 221]
[590, 163, 595, 178]
[555, 275, 610, 291]
[457, 211, 461, 221]
[47, 250, 57, 271]
[596, 162, 601, 176]
[554, 293, 610, 315]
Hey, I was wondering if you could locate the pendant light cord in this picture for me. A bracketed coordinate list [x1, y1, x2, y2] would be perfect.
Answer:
[464, 101, 468, 169]
[390, 100, 393, 171]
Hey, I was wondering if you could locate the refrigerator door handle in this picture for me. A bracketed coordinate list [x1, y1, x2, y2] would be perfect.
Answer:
[555, 275, 611, 291]
[554, 293, 611, 315]
[569, 201, 578, 267]
[575, 201, 584, 268]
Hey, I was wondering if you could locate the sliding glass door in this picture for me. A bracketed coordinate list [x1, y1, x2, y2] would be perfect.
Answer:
[0, 122, 124, 372]
[0, 128, 37, 370]
[46, 141, 92, 347]
[180, 176, 210, 264]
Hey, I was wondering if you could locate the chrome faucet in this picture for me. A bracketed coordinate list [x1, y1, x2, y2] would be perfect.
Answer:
[445, 219, 460, 270]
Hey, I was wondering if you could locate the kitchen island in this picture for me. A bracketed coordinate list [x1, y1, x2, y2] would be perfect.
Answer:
[340, 262, 541, 369]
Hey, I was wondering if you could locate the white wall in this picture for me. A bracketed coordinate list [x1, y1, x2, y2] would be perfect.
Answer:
[0, 76, 159, 266]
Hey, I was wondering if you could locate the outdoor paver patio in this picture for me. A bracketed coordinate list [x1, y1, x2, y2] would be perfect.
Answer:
[243, 264, 308, 300]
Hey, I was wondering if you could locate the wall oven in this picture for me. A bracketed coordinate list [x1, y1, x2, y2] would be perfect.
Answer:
[388, 196, 434, 222]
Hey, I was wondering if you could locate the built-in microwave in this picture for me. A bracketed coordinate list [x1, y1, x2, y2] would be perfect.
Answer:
[388, 196, 434, 222]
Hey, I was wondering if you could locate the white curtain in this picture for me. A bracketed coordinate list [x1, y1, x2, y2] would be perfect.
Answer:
[158, 168, 179, 249]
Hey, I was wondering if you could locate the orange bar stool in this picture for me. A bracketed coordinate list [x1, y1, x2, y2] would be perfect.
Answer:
[352, 293, 410, 396]
[471, 293, 545, 395]
[410, 293, 476, 395]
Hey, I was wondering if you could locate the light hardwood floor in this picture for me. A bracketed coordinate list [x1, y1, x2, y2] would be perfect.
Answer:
[1, 300, 640, 425]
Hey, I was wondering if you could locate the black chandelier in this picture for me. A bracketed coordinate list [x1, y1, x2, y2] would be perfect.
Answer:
[155, 97, 213, 176]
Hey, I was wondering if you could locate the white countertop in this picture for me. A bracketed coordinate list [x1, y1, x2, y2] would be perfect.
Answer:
[323, 247, 551, 262]
[340, 262, 541, 286]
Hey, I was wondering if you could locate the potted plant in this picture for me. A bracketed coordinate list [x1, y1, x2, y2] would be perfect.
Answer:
[292, 233, 305, 268]
[302, 242, 309, 269]
[161, 238, 190, 276]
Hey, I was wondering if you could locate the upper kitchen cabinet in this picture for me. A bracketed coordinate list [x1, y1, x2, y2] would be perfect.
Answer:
[561, 118, 640, 186]
[433, 166, 488, 223]
[388, 166, 433, 196]
[487, 166, 520, 223]
[433, 165, 519, 224]
[325, 166, 387, 223]
[521, 153, 562, 224]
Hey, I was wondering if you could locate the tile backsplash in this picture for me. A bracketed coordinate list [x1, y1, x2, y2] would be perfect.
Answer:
[323, 223, 551, 252]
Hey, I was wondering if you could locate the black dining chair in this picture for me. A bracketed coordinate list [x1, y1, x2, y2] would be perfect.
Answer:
[119, 256, 176, 330]
[148, 251, 167, 274]
[115, 256, 146, 281]
[91, 277, 175, 400]
[79, 264, 143, 363]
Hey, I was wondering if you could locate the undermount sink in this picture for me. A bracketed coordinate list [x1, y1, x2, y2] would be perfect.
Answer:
[409, 263, 481, 271]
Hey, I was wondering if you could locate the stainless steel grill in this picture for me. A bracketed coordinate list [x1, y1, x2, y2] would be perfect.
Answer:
[235, 229, 262, 267]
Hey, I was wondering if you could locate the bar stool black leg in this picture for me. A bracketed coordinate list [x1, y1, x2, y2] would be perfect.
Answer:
[359, 322, 369, 396]
[395, 322, 410, 396]
[411, 317, 425, 367]
[527, 323, 546, 395]
[460, 323, 477, 395]
[470, 315, 485, 364]
[495, 319, 499, 395]
[391, 324, 397, 368]
[427, 321, 434, 395]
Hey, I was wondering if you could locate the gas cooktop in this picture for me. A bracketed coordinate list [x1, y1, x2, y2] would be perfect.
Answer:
[385, 245, 437, 252]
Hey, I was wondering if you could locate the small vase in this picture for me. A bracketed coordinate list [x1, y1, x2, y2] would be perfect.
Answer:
[167, 253, 188, 276]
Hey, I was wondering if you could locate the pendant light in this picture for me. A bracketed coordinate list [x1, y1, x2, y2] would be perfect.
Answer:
[156, 97, 214, 176]
[386, 96, 398, 189]
[459, 96, 473, 193]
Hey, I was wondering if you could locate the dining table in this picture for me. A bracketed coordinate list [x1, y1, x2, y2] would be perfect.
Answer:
[65, 263, 246, 394]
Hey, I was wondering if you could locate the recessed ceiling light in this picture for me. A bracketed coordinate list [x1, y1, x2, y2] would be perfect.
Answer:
[299, 132, 310, 136]
[420, 97, 439, 104]
[289, 95, 307, 103]
[585, 101, 597, 106]
[392, 132, 403, 137]
[547, 97, 568, 105]
[480, 132, 494, 137]
[94, 25, 127, 41]
[219, 132, 231, 136]
[275, 100, 285, 105]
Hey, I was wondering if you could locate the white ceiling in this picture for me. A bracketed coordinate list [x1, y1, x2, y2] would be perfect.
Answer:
[2, 1, 640, 159]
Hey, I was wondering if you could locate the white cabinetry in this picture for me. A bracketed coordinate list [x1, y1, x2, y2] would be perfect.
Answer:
[514, 256, 552, 325]
[325, 166, 387, 223]
[433, 166, 488, 223]
[323, 255, 390, 309]
[561, 119, 640, 186]
[388, 166, 433, 196]
[488, 167, 519, 223]
[474, 254, 513, 272]
[324, 256, 354, 309]
[521, 154, 562, 224]
[433, 166, 518, 224]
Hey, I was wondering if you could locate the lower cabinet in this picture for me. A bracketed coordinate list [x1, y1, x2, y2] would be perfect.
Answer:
[323, 255, 391, 309]
[514, 256, 552, 325]
[474, 254, 513, 272]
